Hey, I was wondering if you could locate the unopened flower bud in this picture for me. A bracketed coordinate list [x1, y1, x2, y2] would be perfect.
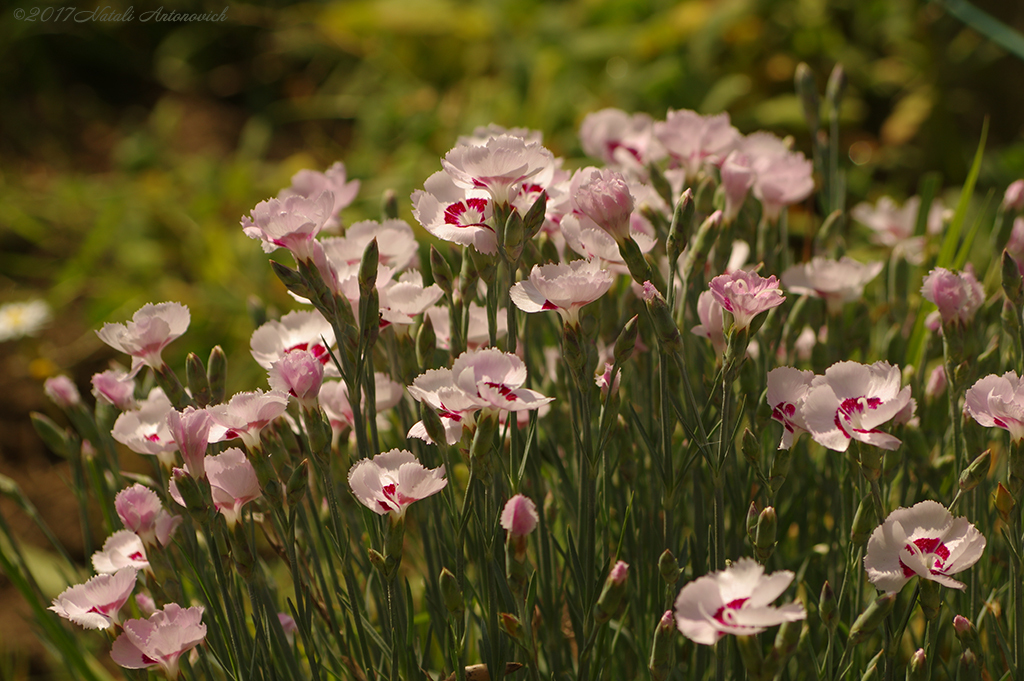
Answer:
[186, 353, 211, 408]
[500, 612, 524, 642]
[742, 428, 761, 468]
[925, 365, 947, 401]
[794, 62, 820, 132]
[1005, 180, 1024, 212]
[286, 459, 309, 507]
[860, 650, 883, 681]
[358, 238, 379, 298]
[503, 209, 526, 263]
[381, 188, 398, 220]
[920, 577, 941, 620]
[207, 345, 227, 405]
[746, 501, 760, 542]
[613, 315, 639, 365]
[429, 246, 454, 298]
[229, 518, 256, 579]
[501, 494, 539, 538]
[851, 495, 876, 546]
[1004, 250, 1024, 309]
[172, 468, 207, 518]
[959, 450, 990, 493]
[755, 506, 777, 563]
[819, 581, 837, 632]
[643, 282, 682, 354]
[849, 592, 897, 644]
[595, 561, 629, 624]
[906, 648, 927, 681]
[523, 190, 548, 241]
[416, 315, 437, 371]
[826, 64, 847, 114]
[762, 618, 802, 679]
[44, 375, 81, 410]
[420, 406, 448, 449]
[658, 549, 680, 585]
[649, 610, 675, 681]
[440, 567, 464, 616]
[995, 482, 1016, 522]
[576, 168, 634, 243]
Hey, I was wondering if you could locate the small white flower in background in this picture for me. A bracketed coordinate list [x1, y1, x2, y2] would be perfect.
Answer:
[767, 367, 815, 450]
[964, 371, 1024, 442]
[920, 267, 985, 326]
[425, 303, 505, 350]
[111, 387, 177, 466]
[279, 161, 360, 231]
[674, 557, 805, 645]
[781, 256, 884, 315]
[457, 123, 544, 147]
[509, 259, 614, 327]
[654, 109, 740, 184]
[110, 603, 207, 679]
[851, 195, 944, 264]
[96, 302, 190, 376]
[348, 449, 447, 518]
[319, 372, 403, 437]
[1004, 179, 1024, 212]
[319, 218, 419, 271]
[864, 500, 986, 593]
[800, 361, 912, 452]
[0, 299, 51, 342]
[92, 529, 149, 574]
[738, 131, 814, 223]
[579, 108, 660, 173]
[720, 151, 755, 223]
[49, 567, 137, 630]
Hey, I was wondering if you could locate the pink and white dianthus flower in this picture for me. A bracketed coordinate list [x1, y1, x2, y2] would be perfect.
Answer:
[242, 191, 335, 262]
[572, 168, 636, 243]
[170, 447, 261, 529]
[92, 529, 149, 574]
[654, 109, 740, 184]
[921, 267, 985, 326]
[440, 134, 555, 206]
[767, 367, 815, 450]
[96, 302, 190, 376]
[501, 494, 539, 537]
[851, 196, 944, 264]
[708, 270, 785, 331]
[319, 218, 419, 271]
[781, 256, 884, 315]
[110, 603, 206, 680]
[44, 375, 81, 409]
[319, 372, 404, 437]
[864, 500, 986, 593]
[674, 557, 805, 645]
[250, 310, 336, 375]
[426, 302, 506, 350]
[166, 406, 212, 478]
[49, 567, 138, 630]
[378, 271, 444, 331]
[406, 368, 485, 445]
[112, 387, 177, 466]
[207, 390, 290, 450]
[92, 368, 137, 411]
[115, 484, 180, 548]
[348, 449, 447, 518]
[965, 372, 1024, 442]
[579, 108, 660, 173]
[720, 151, 756, 223]
[800, 361, 912, 452]
[412, 171, 496, 254]
[509, 259, 614, 327]
[458, 123, 545, 147]
[279, 161, 360, 231]
[691, 291, 726, 355]
[452, 348, 554, 414]
[1004, 180, 1024, 212]
[268, 348, 324, 409]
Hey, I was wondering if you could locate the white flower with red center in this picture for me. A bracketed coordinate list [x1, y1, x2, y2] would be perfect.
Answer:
[112, 388, 177, 465]
[965, 372, 1024, 442]
[110, 603, 206, 679]
[166, 407, 212, 479]
[864, 500, 986, 593]
[406, 368, 484, 445]
[115, 484, 180, 548]
[509, 259, 614, 327]
[92, 530, 149, 574]
[920, 267, 985, 326]
[207, 390, 290, 450]
[425, 302, 506, 350]
[654, 109, 740, 184]
[440, 134, 555, 206]
[579, 108, 661, 173]
[691, 290, 726, 355]
[49, 567, 138, 630]
[452, 348, 554, 414]
[319, 218, 419, 271]
[347, 449, 447, 518]
[800, 361, 912, 452]
[674, 557, 805, 645]
[250, 310, 337, 376]
[279, 161, 360, 231]
[91, 368, 137, 411]
[241, 191, 335, 262]
[708, 270, 785, 331]
[781, 256, 884, 315]
[96, 302, 190, 376]
[412, 171, 496, 254]
[767, 367, 815, 450]
[170, 448, 261, 529]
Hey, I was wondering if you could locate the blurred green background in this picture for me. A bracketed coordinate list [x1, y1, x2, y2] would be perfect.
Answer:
[1, 0, 1024, 675]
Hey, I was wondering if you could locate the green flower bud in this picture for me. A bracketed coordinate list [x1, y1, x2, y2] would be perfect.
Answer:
[667, 189, 695, 265]
[286, 459, 309, 507]
[429, 246, 454, 298]
[755, 506, 778, 564]
[613, 315, 639, 365]
[794, 62, 820, 133]
[907, 648, 927, 681]
[595, 561, 629, 624]
[503, 208, 526, 263]
[381, 188, 398, 220]
[416, 315, 437, 371]
[958, 450, 990, 493]
[919, 577, 941, 620]
[358, 238, 379, 298]
[851, 495, 877, 546]
[819, 581, 837, 632]
[186, 352, 210, 408]
[849, 592, 897, 645]
[523, 190, 548, 241]
[658, 549, 681, 585]
[649, 610, 676, 681]
[440, 567, 465, 616]
[207, 345, 228, 405]
[1003, 249, 1024, 308]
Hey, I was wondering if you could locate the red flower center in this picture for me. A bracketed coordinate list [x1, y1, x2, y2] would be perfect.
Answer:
[713, 597, 750, 625]
[899, 537, 951, 577]
[444, 198, 490, 229]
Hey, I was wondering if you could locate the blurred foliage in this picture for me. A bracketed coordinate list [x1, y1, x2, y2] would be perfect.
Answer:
[1, 0, 1024, 380]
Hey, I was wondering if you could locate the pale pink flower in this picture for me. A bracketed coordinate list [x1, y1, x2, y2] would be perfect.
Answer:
[752, 152, 814, 222]
[440, 134, 555, 206]
[319, 218, 418, 271]
[412, 171, 496, 254]
[925, 365, 947, 401]
[595, 362, 620, 395]
[171, 448, 261, 528]
[49, 567, 137, 630]
[1007, 217, 1024, 271]
[964, 372, 1024, 442]
[96, 302, 190, 376]
[560, 211, 657, 269]
[458, 123, 544, 147]
[793, 326, 818, 361]
[279, 161, 360, 231]
[451, 348, 554, 414]
[572, 168, 636, 242]
[378, 271, 444, 331]
[691, 291, 726, 355]
[674, 557, 805, 645]
[348, 449, 447, 518]
[1004, 180, 1024, 212]
[44, 375, 81, 409]
[135, 592, 157, 616]
[92, 368, 137, 410]
[110, 603, 206, 679]
[166, 407, 212, 478]
[406, 368, 483, 445]
[864, 500, 986, 593]
[921, 267, 985, 326]
[268, 348, 324, 409]
[92, 530, 149, 574]
[319, 373, 404, 437]
[250, 310, 336, 375]
[767, 367, 815, 450]
[800, 361, 912, 452]
[425, 303, 505, 350]
[500, 494, 539, 537]
[708, 270, 785, 331]
[510, 259, 614, 327]
[115, 484, 180, 548]
[242, 191, 334, 262]
[112, 388, 177, 466]
[654, 109, 740, 183]
[207, 390, 290, 449]
[851, 196, 944, 264]
[579, 108, 660, 172]
[720, 151, 755, 223]
[781, 256, 884, 315]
